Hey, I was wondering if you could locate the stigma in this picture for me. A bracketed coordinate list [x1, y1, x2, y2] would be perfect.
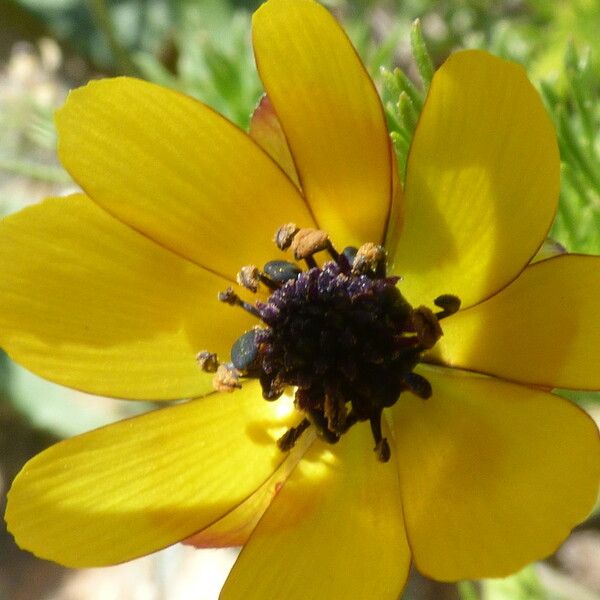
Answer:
[198, 224, 460, 462]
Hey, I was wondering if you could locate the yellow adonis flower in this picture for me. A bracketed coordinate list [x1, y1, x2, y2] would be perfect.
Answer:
[2, 0, 600, 597]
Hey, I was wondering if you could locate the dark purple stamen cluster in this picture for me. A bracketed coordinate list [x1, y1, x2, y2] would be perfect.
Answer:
[200, 226, 460, 462]
[256, 261, 418, 401]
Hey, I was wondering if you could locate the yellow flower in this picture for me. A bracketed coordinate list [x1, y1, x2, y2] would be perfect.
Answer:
[2, 0, 600, 597]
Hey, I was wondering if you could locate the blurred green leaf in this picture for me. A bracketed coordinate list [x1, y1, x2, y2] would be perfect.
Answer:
[3, 355, 149, 438]
[541, 43, 600, 255]
[410, 19, 433, 90]
[10, 0, 175, 73]
[481, 566, 551, 600]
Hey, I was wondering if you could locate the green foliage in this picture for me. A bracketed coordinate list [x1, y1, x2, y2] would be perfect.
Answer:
[379, 20, 429, 180]
[11, 0, 170, 72]
[541, 44, 600, 254]
[480, 566, 553, 600]
[167, 0, 262, 128]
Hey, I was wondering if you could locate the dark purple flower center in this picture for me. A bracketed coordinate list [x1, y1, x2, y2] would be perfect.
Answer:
[198, 226, 460, 462]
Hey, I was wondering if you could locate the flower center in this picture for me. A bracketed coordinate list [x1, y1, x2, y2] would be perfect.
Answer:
[198, 224, 460, 462]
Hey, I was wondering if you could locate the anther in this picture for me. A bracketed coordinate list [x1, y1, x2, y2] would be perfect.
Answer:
[342, 246, 358, 267]
[277, 418, 310, 452]
[213, 363, 242, 392]
[290, 228, 329, 260]
[218, 287, 262, 319]
[263, 260, 302, 284]
[369, 410, 391, 463]
[307, 409, 340, 444]
[351, 243, 387, 278]
[375, 438, 391, 463]
[402, 371, 432, 399]
[196, 350, 219, 373]
[236, 265, 261, 293]
[204, 226, 459, 462]
[324, 394, 347, 434]
[259, 372, 286, 401]
[411, 306, 443, 349]
[434, 294, 461, 319]
[274, 223, 299, 251]
[231, 329, 260, 372]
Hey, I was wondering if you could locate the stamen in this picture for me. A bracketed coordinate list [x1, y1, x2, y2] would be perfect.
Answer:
[236, 265, 261, 293]
[434, 294, 461, 319]
[351, 242, 387, 278]
[411, 306, 443, 349]
[196, 350, 219, 373]
[260, 372, 286, 401]
[263, 260, 302, 284]
[231, 329, 260, 372]
[324, 240, 340, 263]
[402, 371, 433, 399]
[342, 246, 358, 267]
[202, 224, 461, 462]
[369, 410, 391, 463]
[307, 409, 340, 444]
[218, 287, 262, 319]
[304, 255, 318, 270]
[290, 228, 330, 260]
[277, 418, 310, 451]
[213, 363, 242, 392]
[324, 394, 347, 434]
[274, 223, 299, 251]
[375, 439, 391, 463]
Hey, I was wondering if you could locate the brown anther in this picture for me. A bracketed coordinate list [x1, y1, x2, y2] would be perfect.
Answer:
[213, 363, 242, 392]
[324, 395, 347, 434]
[369, 410, 390, 462]
[277, 418, 310, 452]
[274, 223, 299, 250]
[403, 371, 432, 399]
[434, 294, 461, 319]
[237, 265, 260, 293]
[290, 228, 329, 260]
[351, 243, 387, 277]
[375, 438, 391, 462]
[218, 286, 261, 318]
[260, 373, 286, 401]
[411, 306, 443, 349]
[196, 350, 219, 373]
[218, 287, 238, 305]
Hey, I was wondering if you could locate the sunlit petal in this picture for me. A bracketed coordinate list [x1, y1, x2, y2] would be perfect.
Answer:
[388, 50, 559, 308]
[184, 429, 314, 548]
[6, 382, 291, 567]
[221, 424, 410, 600]
[0, 194, 255, 399]
[56, 77, 314, 276]
[252, 0, 392, 246]
[392, 365, 600, 580]
[429, 255, 600, 389]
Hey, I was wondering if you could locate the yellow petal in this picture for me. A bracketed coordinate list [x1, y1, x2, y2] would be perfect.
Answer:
[221, 424, 410, 600]
[249, 95, 300, 187]
[430, 255, 600, 389]
[391, 365, 600, 581]
[184, 430, 314, 548]
[6, 382, 292, 567]
[387, 50, 559, 308]
[252, 0, 392, 247]
[56, 77, 314, 276]
[0, 194, 254, 399]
